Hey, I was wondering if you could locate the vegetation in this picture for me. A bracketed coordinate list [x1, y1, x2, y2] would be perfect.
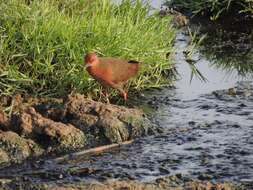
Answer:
[166, 0, 253, 20]
[184, 29, 207, 82]
[0, 0, 176, 98]
[166, 0, 253, 77]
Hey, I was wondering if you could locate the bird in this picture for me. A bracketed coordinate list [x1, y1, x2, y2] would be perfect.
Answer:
[84, 52, 140, 102]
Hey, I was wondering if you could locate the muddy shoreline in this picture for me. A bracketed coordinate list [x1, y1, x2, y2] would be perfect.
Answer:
[0, 175, 245, 190]
[0, 81, 252, 189]
[0, 93, 157, 168]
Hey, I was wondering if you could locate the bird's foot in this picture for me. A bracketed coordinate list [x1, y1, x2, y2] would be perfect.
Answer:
[123, 92, 128, 101]
[106, 97, 110, 104]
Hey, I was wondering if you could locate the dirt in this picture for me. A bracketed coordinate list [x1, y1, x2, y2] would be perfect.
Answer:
[0, 130, 43, 166]
[0, 175, 243, 190]
[62, 93, 157, 145]
[9, 106, 86, 152]
[0, 111, 10, 130]
[0, 93, 157, 167]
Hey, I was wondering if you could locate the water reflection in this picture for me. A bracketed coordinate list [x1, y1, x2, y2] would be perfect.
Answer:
[200, 29, 253, 76]
[173, 32, 249, 100]
[163, 1, 253, 77]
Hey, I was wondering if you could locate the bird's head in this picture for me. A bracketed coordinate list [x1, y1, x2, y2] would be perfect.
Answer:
[84, 52, 98, 68]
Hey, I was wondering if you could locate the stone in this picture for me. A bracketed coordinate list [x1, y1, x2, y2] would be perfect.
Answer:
[63, 93, 156, 145]
[12, 107, 86, 152]
[0, 130, 43, 165]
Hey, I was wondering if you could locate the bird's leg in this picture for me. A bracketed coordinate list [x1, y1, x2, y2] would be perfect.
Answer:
[117, 87, 127, 101]
[105, 88, 110, 104]
[102, 88, 110, 104]
[106, 82, 127, 102]
[123, 91, 128, 101]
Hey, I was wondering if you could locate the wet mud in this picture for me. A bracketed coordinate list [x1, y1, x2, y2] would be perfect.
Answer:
[0, 93, 155, 168]
[0, 175, 243, 190]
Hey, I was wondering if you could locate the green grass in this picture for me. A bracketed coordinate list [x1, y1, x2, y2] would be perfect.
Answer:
[166, 0, 253, 20]
[0, 0, 176, 98]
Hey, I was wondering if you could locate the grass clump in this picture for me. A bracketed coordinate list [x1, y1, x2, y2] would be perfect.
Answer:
[166, 0, 253, 20]
[166, 0, 253, 77]
[0, 0, 176, 98]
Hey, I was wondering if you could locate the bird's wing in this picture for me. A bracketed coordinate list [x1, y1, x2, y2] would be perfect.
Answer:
[100, 58, 140, 84]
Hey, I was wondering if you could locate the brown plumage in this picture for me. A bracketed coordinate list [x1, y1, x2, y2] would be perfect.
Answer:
[84, 52, 140, 101]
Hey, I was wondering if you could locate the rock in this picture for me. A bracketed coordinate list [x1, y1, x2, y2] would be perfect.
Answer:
[63, 93, 156, 145]
[26, 138, 45, 157]
[228, 88, 237, 96]
[0, 93, 157, 166]
[0, 130, 30, 163]
[159, 9, 189, 27]
[0, 130, 43, 165]
[198, 173, 212, 180]
[211, 81, 253, 99]
[11, 111, 33, 137]
[12, 108, 86, 152]
[97, 114, 129, 143]
[0, 178, 12, 186]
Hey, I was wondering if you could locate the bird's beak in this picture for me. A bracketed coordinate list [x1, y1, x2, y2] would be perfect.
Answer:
[85, 64, 92, 68]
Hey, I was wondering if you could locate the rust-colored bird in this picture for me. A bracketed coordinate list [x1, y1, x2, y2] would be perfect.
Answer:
[84, 52, 140, 102]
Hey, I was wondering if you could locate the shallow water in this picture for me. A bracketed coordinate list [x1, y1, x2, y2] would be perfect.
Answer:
[174, 32, 249, 100]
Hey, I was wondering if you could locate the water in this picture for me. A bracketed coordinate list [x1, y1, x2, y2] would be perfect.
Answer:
[174, 32, 247, 100]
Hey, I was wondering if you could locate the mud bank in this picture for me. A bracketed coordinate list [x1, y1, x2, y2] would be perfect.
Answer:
[0, 174, 243, 190]
[0, 93, 157, 167]
[0, 82, 252, 190]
